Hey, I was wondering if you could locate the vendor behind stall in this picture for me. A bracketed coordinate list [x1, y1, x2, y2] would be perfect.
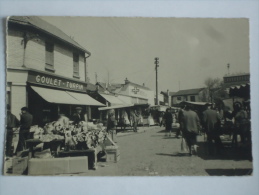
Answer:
[72, 107, 85, 125]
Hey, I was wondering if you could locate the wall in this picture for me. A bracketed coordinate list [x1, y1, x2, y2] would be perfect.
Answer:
[8, 29, 86, 82]
[7, 30, 24, 67]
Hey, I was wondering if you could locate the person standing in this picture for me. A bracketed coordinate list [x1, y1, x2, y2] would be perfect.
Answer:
[163, 108, 173, 136]
[182, 105, 200, 156]
[17, 107, 33, 152]
[6, 104, 19, 158]
[72, 107, 84, 125]
[203, 103, 222, 155]
[234, 103, 249, 145]
[107, 109, 117, 142]
[175, 105, 185, 138]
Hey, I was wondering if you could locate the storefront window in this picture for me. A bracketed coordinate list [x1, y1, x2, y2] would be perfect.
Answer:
[73, 53, 79, 78]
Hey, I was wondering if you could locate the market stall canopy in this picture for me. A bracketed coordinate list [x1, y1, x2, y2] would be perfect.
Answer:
[179, 101, 212, 106]
[66, 91, 105, 106]
[149, 105, 169, 112]
[99, 94, 125, 105]
[228, 83, 250, 98]
[31, 86, 104, 106]
[98, 104, 134, 111]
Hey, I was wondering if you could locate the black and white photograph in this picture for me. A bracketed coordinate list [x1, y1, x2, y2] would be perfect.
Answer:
[4, 15, 252, 177]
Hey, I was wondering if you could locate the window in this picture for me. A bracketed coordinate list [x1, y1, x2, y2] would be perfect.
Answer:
[177, 96, 182, 101]
[190, 95, 196, 102]
[73, 53, 80, 78]
[45, 42, 54, 71]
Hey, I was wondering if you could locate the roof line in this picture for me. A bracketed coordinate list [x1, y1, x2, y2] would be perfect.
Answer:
[9, 17, 91, 55]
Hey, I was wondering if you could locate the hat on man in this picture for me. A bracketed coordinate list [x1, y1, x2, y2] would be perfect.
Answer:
[75, 107, 82, 110]
[21, 107, 28, 111]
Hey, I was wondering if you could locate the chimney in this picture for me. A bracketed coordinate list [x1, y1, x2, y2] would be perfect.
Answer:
[125, 78, 129, 84]
[143, 83, 145, 87]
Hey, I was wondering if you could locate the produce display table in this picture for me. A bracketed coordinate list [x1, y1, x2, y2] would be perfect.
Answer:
[26, 139, 64, 159]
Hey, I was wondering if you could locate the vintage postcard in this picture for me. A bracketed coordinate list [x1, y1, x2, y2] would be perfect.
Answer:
[4, 16, 252, 176]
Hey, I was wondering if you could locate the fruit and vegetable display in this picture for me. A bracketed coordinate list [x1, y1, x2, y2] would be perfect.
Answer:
[29, 121, 108, 150]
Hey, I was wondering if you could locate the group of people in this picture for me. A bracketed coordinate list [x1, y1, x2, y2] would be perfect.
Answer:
[6, 105, 33, 157]
[5, 105, 89, 158]
[162, 101, 250, 156]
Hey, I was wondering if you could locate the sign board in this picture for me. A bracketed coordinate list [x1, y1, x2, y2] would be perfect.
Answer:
[27, 71, 87, 92]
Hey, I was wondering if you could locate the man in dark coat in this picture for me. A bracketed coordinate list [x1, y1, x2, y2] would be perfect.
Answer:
[203, 103, 222, 155]
[163, 108, 173, 136]
[6, 104, 19, 157]
[175, 105, 185, 138]
[130, 110, 139, 132]
[17, 107, 33, 152]
[182, 105, 200, 155]
[72, 107, 85, 125]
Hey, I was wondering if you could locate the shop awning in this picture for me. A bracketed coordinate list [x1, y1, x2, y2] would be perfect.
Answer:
[31, 86, 80, 105]
[98, 104, 134, 111]
[99, 94, 125, 105]
[31, 86, 104, 106]
[66, 91, 105, 106]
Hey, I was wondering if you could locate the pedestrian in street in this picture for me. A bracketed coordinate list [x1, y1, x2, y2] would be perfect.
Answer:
[203, 103, 223, 155]
[107, 109, 117, 142]
[130, 109, 139, 132]
[159, 111, 164, 127]
[16, 107, 33, 152]
[72, 107, 85, 125]
[175, 105, 185, 138]
[6, 104, 20, 158]
[182, 105, 200, 156]
[234, 102, 249, 145]
[163, 108, 173, 136]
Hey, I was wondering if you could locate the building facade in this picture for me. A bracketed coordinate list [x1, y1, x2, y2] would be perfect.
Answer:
[171, 88, 205, 105]
[7, 16, 103, 125]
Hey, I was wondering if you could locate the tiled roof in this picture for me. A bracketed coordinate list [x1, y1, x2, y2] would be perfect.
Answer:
[8, 16, 90, 54]
[172, 88, 204, 96]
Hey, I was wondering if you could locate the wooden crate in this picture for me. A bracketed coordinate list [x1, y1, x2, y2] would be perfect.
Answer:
[105, 148, 120, 163]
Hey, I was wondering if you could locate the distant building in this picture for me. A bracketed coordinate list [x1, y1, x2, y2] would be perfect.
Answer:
[160, 90, 176, 106]
[171, 88, 206, 105]
[96, 78, 155, 106]
[223, 73, 250, 88]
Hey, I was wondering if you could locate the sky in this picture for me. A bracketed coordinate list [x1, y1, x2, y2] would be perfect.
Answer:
[41, 16, 250, 92]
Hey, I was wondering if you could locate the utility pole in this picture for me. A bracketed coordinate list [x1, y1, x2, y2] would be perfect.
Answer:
[227, 63, 230, 75]
[154, 57, 159, 105]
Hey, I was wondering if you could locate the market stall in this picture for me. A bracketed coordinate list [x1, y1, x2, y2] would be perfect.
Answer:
[12, 119, 119, 175]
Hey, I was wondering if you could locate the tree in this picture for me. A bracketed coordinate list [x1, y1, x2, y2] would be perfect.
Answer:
[200, 77, 227, 103]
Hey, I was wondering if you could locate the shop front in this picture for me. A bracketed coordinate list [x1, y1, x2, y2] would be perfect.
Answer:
[7, 68, 104, 126]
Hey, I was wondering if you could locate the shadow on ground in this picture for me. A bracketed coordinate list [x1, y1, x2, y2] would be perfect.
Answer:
[195, 141, 253, 161]
[205, 168, 253, 176]
[156, 152, 191, 157]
